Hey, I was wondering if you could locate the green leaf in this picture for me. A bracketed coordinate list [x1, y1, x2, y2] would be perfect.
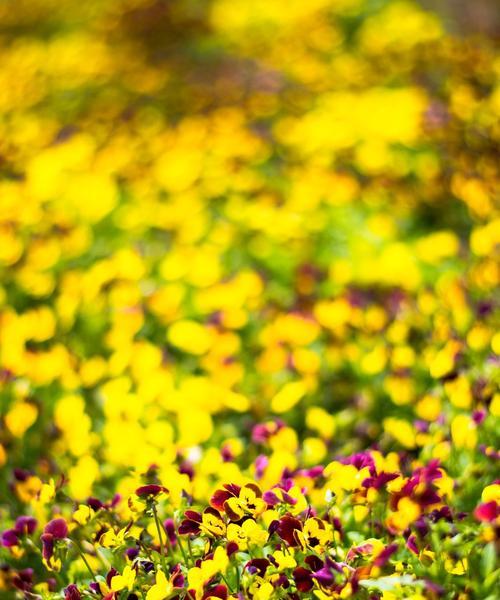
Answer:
[481, 542, 496, 578]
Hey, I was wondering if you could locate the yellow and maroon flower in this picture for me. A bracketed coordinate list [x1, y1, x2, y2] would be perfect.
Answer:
[211, 483, 266, 521]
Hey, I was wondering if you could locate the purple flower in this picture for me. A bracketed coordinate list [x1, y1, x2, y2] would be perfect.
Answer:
[313, 566, 335, 586]
[163, 518, 177, 545]
[1, 529, 19, 547]
[262, 491, 280, 506]
[126, 547, 139, 561]
[406, 534, 418, 555]
[374, 543, 398, 567]
[14, 516, 37, 536]
[473, 410, 486, 425]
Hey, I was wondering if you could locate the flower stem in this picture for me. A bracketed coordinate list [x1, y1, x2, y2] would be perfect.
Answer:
[73, 539, 96, 579]
[152, 501, 167, 572]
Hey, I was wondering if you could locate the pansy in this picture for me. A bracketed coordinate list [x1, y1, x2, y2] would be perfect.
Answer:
[136, 485, 169, 498]
[179, 508, 226, 537]
[110, 565, 136, 592]
[295, 518, 333, 552]
[213, 483, 267, 521]
[100, 525, 131, 548]
[226, 518, 267, 550]
[146, 566, 185, 600]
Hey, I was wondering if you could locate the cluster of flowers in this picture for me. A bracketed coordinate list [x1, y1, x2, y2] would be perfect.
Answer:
[0, 0, 499, 598]
[1, 448, 499, 599]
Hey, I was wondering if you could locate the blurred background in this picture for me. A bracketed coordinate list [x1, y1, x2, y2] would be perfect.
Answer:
[422, 0, 499, 35]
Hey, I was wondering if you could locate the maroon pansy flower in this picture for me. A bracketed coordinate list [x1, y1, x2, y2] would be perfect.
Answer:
[135, 484, 168, 498]
[44, 518, 68, 539]
[178, 510, 202, 535]
[41, 533, 55, 560]
[202, 584, 227, 600]
[275, 515, 302, 546]
[64, 584, 81, 600]
[293, 567, 314, 592]
[246, 558, 270, 576]
[210, 484, 241, 512]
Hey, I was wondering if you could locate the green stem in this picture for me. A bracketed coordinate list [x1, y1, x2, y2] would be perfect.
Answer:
[187, 536, 194, 561]
[176, 531, 189, 565]
[234, 564, 240, 591]
[73, 539, 96, 579]
[220, 573, 235, 594]
[152, 502, 167, 572]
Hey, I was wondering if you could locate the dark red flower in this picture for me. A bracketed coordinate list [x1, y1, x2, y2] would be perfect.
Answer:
[135, 484, 168, 498]
[305, 555, 323, 571]
[12, 568, 34, 592]
[202, 584, 227, 600]
[64, 584, 81, 600]
[210, 484, 240, 511]
[226, 541, 239, 556]
[293, 567, 313, 592]
[171, 563, 185, 588]
[106, 568, 119, 587]
[41, 533, 55, 560]
[178, 510, 202, 535]
[275, 515, 302, 546]
[44, 518, 68, 539]
[246, 558, 270, 576]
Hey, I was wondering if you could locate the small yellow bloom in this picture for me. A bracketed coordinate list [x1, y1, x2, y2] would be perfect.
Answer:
[72, 504, 95, 526]
[111, 565, 136, 592]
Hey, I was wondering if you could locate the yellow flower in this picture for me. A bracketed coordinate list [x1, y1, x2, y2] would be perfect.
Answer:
[451, 414, 477, 449]
[296, 517, 333, 551]
[146, 570, 172, 600]
[100, 526, 130, 548]
[444, 557, 468, 575]
[249, 577, 274, 600]
[227, 519, 268, 550]
[272, 549, 296, 571]
[111, 565, 136, 592]
[72, 504, 95, 526]
[200, 509, 226, 538]
[482, 484, 500, 503]
[167, 320, 213, 355]
[5, 402, 38, 437]
[187, 547, 228, 599]
[225, 484, 267, 520]
[387, 497, 421, 532]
